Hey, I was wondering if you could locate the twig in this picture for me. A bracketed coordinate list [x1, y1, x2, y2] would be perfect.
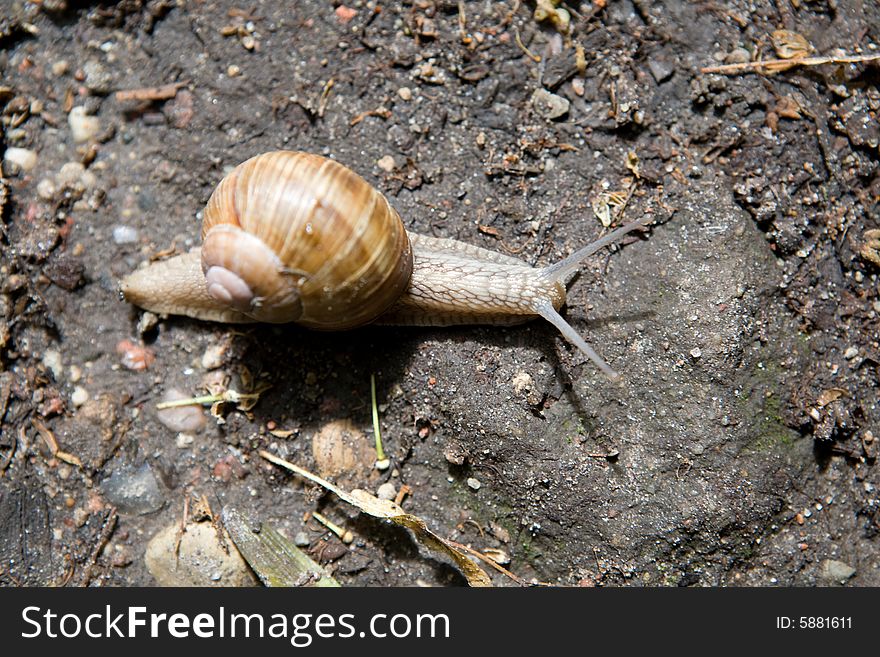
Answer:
[115, 82, 186, 102]
[78, 509, 118, 587]
[701, 53, 880, 75]
[317, 78, 335, 118]
[457, 0, 470, 44]
[32, 417, 82, 467]
[350, 107, 392, 126]
[445, 538, 547, 586]
[514, 29, 541, 63]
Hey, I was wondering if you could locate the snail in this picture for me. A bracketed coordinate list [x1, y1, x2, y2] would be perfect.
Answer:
[120, 151, 650, 379]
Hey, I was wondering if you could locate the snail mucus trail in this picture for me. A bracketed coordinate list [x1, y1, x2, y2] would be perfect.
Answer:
[120, 151, 651, 379]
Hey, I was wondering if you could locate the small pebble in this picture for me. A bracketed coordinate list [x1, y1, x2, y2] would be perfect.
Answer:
[647, 58, 674, 83]
[724, 47, 751, 64]
[690, 347, 702, 358]
[175, 433, 195, 448]
[377, 482, 397, 501]
[83, 60, 113, 94]
[3, 147, 38, 172]
[112, 225, 139, 245]
[466, 477, 481, 490]
[511, 371, 533, 394]
[101, 464, 164, 515]
[294, 532, 311, 547]
[156, 388, 206, 433]
[820, 559, 856, 585]
[201, 343, 227, 370]
[57, 161, 85, 186]
[146, 521, 256, 586]
[843, 346, 859, 359]
[531, 88, 570, 120]
[311, 419, 374, 483]
[227, 64, 242, 77]
[68, 365, 82, 383]
[51, 60, 69, 76]
[116, 339, 155, 370]
[42, 350, 63, 380]
[376, 155, 396, 172]
[36, 178, 57, 200]
[71, 386, 89, 407]
[397, 86, 412, 101]
[68, 106, 102, 143]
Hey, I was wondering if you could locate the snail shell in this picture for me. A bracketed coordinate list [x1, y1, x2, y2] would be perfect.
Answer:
[121, 150, 651, 378]
[201, 151, 413, 329]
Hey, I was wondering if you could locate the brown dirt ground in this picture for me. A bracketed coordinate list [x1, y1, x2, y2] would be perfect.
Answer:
[1, 0, 878, 587]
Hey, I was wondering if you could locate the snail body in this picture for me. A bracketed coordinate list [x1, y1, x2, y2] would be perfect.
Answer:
[121, 151, 649, 378]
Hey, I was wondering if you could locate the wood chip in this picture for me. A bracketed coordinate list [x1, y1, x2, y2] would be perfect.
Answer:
[115, 82, 186, 103]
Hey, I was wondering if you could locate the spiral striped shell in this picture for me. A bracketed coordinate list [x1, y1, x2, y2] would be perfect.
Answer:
[200, 151, 413, 329]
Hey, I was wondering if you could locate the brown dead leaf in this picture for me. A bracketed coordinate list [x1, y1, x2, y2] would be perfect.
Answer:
[259, 450, 492, 587]
[861, 229, 880, 267]
[774, 95, 803, 119]
[816, 388, 847, 408]
[771, 30, 813, 59]
[625, 151, 640, 179]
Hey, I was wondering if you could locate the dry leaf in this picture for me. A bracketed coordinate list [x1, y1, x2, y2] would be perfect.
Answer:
[482, 548, 511, 565]
[816, 388, 847, 408]
[222, 508, 340, 587]
[591, 190, 630, 227]
[771, 30, 813, 59]
[259, 450, 492, 587]
[774, 95, 802, 119]
[625, 151, 641, 179]
[861, 229, 880, 267]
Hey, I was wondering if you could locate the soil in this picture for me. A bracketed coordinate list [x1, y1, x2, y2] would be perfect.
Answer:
[1, 0, 878, 587]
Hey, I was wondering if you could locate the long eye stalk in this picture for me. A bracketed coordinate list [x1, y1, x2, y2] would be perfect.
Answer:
[535, 217, 652, 379]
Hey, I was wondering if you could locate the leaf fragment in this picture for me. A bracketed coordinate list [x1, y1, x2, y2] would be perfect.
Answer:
[258, 450, 492, 587]
[222, 507, 340, 587]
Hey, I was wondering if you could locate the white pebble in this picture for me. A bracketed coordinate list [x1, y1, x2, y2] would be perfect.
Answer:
[843, 346, 859, 359]
[68, 106, 102, 143]
[690, 347, 702, 358]
[156, 389, 207, 433]
[3, 147, 38, 171]
[112, 225, 139, 245]
[42, 350, 63, 380]
[57, 161, 86, 186]
[200, 343, 226, 370]
[511, 371, 533, 394]
[531, 88, 570, 120]
[37, 178, 57, 200]
[71, 386, 89, 407]
[376, 155, 396, 172]
[175, 433, 195, 448]
[397, 86, 412, 101]
[377, 482, 397, 500]
[466, 477, 481, 490]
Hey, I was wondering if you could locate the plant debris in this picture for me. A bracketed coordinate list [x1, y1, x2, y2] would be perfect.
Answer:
[258, 450, 491, 587]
